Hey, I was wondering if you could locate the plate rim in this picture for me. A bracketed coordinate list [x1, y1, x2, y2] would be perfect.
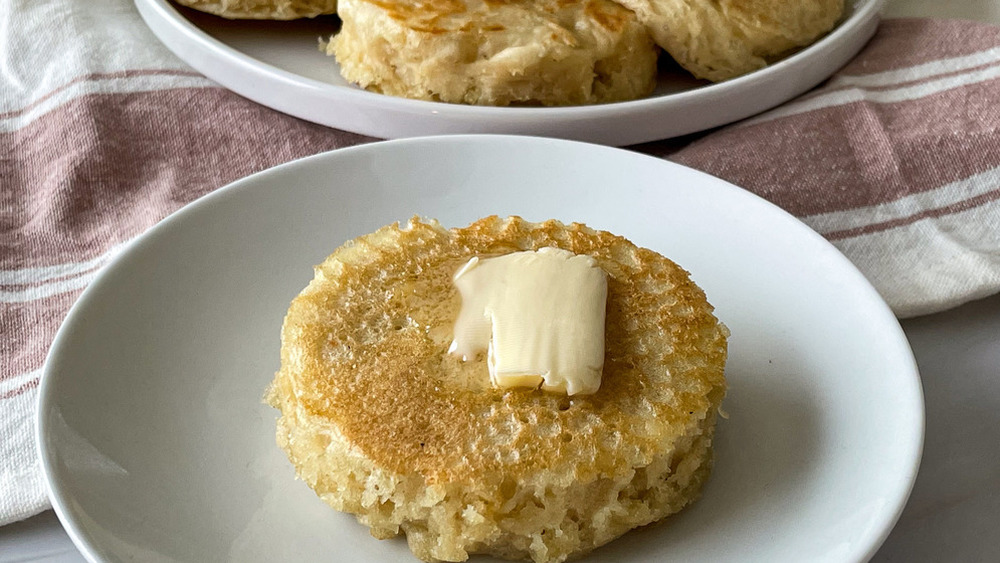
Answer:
[36, 134, 924, 563]
[134, 0, 886, 144]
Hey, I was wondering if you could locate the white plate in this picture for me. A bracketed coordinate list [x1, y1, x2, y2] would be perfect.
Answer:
[135, 0, 883, 145]
[38, 136, 922, 562]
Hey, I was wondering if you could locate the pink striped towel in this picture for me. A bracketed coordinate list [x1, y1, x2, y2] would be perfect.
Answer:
[2, 0, 1000, 525]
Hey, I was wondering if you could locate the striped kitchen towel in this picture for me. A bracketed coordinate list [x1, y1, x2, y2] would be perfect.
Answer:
[2, 0, 1000, 525]
[662, 17, 1000, 319]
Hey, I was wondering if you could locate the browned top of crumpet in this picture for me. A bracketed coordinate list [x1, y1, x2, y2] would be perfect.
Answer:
[360, 0, 633, 35]
[275, 216, 727, 485]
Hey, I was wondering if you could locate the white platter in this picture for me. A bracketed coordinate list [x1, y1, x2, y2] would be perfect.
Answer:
[134, 0, 883, 145]
[38, 135, 922, 562]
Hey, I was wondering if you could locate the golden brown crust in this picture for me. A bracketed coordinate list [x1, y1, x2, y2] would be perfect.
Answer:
[274, 216, 726, 485]
[359, 0, 631, 35]
[362, 0, 467, 33]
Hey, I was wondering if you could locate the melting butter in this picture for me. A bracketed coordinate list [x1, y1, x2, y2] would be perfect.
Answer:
[448, 248, 607, 395]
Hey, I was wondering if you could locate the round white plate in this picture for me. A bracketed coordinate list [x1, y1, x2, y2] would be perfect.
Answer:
[134, 0, 883, 145]
[38, 136, 922, 562]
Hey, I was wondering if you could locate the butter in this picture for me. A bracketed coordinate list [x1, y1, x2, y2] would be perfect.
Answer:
[448, 248, 607, 395]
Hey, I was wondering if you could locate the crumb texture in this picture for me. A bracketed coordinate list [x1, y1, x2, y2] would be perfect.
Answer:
[267, 216, 728, 562]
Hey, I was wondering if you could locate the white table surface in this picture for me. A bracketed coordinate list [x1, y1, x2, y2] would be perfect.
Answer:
[3, 1, 998, 561]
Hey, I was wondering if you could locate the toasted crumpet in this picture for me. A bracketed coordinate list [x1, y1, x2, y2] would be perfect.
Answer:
[328, 0, 659, 105]
[267, 216, 728, 562]
[614, 0, 844, 81]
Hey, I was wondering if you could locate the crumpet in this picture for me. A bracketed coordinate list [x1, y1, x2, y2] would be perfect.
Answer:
[266, 216, 728, 562]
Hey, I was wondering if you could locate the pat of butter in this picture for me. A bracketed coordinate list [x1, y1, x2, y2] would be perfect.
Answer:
[448, 248, 607, 395]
